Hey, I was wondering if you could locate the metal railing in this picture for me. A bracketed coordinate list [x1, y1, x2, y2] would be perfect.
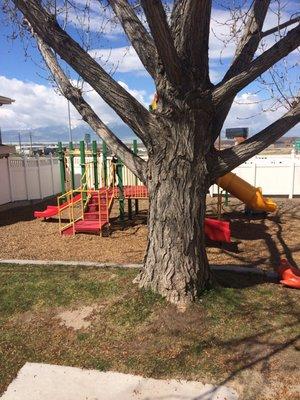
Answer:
[57, 189, 83, 235]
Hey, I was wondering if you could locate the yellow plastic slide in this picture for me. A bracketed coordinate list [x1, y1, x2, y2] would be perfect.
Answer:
[217, 172, 277, 212]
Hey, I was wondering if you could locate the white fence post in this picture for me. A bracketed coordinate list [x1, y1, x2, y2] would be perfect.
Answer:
[36, 155, 43, 199]
[253, 157, 257, 187]
[7, 157, 13, 202]
[50, 153, 55, 195]
[23, 156, 29, 200]
[289, 153, 296, 199]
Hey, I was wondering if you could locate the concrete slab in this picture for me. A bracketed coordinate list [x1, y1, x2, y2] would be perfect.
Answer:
[1, 363, 239, 400]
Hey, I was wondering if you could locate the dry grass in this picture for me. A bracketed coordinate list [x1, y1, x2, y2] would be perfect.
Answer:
[0, 197, 299, 271]
[0, 263, 299, 400]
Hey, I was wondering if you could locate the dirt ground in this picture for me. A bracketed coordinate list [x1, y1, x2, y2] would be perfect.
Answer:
[0, 196, 299, 270]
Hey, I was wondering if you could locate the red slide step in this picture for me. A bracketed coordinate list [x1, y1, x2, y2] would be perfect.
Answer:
[84, 212, 109, 221]
[62, 219, 108, 235]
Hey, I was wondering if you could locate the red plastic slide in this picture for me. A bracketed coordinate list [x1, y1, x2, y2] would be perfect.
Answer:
[204, 218, 231, 243]
[34, 194, 81, 219]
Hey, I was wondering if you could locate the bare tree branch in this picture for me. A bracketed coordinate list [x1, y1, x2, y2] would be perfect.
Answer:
[34, 34, 147, 182]
[170, 0, 212, 86]
[224, 0, 271, 81]
[213, 23, 300, 106]
[13, 0, 158, 147]
[108, 0, 158, 79]
[209, 1, 270, 141]
[210, 98, 300, 180]
[141, 0, 182, 87]
[262, 15, 300, 38]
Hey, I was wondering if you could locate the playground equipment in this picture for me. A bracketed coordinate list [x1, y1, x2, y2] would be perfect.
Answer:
[277, 259, 300, 289]
[34, 193, 81, 219]
[217, 173, 277, 213]
[34, 139, 276, 242]
[34, 139, 149, 235]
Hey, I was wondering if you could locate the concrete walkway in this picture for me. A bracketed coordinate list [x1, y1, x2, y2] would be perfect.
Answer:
[0, 259, 279, 280]
[1, 363, 239, 400]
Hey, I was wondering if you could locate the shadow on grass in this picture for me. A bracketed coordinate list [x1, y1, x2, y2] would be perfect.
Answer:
[143, 287, 299, 399]
[212, 268, 278, 289]
[192, 327, 299, 400]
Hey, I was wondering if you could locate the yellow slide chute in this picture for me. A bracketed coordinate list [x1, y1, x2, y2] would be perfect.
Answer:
[217, 172, 277, 213]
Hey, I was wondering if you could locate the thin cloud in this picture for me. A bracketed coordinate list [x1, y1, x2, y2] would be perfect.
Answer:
[89, 46, 146, 74]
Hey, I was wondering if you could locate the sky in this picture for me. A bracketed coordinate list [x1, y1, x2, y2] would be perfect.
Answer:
[0, 0, 299, 143]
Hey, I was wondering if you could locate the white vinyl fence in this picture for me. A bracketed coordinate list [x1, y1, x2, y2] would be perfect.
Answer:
[210, 154, 300, 198]
[0, 156, 61, 205]
[0, 154, 299, 206]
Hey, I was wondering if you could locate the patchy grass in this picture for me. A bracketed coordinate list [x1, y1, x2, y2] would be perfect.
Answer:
[0, 263, 299, 400]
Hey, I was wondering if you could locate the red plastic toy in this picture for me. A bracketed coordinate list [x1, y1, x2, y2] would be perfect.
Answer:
[204, 218, 231, 243]
[277, 259, 300, 289]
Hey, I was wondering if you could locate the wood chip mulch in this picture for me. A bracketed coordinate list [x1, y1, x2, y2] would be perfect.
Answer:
[0, 197, 299, 270]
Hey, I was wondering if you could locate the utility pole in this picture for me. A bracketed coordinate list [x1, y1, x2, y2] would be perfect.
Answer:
[67, 100, 73, 142]
[18, 132, 22, 155]
[0, 127, 2, 145]
[29, 131, 33, 155]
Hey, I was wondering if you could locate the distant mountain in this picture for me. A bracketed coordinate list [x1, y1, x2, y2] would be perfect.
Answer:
[1, 123, 136, 144]
[3, 124, 298, 145]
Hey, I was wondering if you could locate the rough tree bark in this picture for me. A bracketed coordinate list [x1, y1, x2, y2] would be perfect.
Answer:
[11, 0, 300, 304]
[139, 152, 211, 303]
[136, 111, 213, 303]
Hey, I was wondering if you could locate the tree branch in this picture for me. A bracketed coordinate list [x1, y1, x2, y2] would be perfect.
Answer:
[14, 0, 158, 147]
[213, 23, 300, 106]
[34, 35, 147, 183]
[262, 15, 300, 38]
[108, 0, 158, 79]
[210, 98, 300, 180]
[206, 1, 270, 142]
[141, 0, 182, 87]
[224, 0, 270, 81]
[171, 0, 212, 86]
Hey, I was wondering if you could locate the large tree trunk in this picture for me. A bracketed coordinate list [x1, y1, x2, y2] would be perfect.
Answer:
[136, 147, 212, 304]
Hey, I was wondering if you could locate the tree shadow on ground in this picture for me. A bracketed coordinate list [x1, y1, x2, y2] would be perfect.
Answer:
[146, 286, 300, 400]
[109, 209, 148, 234]
[191, 296, 300, 400]
[192, 334, 300, 400]
[212, 269, 278, 289]
[0, 196, 58, 228]
[234, 214, 297, 268]
[211, 205, 299, 270]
